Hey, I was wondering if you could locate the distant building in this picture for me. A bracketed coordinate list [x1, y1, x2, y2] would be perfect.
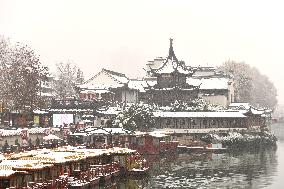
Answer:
[78, 68, 139, 104]
[145, 39, 234, 107]
[78, 39, 234, 107]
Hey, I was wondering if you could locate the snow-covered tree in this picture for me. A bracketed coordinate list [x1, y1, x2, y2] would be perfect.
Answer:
[0, 36, 10, 101]
[170, 98, 223, 112]
[218, 60, 253, 103]
[0, 37, 48, 112]
[170, 100, 188, 111]
[250, 68, 277, 109]
[53, 62, 84, 100]
[113, 103, 155, 131]
[218, 60, 277, 109]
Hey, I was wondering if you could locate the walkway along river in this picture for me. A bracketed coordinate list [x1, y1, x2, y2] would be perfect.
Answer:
[105, 123, 283, 188]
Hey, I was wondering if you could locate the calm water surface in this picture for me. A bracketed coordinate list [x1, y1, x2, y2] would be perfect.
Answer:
[107, 123, 284, 188]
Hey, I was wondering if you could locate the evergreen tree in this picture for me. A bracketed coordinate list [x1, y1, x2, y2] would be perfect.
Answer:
[113, 103, 155, 131]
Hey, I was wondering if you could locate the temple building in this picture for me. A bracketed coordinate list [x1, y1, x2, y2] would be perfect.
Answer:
[78, 39, 234, 107]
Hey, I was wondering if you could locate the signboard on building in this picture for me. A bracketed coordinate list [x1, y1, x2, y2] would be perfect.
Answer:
[34, 115, 40, 125]
[53, 114, 74, 127]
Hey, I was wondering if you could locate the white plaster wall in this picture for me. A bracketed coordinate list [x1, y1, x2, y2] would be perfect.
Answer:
[228, 81, 234, 104]
[201, 95, 227, 107]
[193, 71, 215, 77]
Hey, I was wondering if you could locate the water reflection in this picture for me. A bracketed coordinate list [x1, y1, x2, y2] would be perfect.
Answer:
[145, 148, 277, 189]
[99, 124, 283, 189]
[98, 148, 277, 189]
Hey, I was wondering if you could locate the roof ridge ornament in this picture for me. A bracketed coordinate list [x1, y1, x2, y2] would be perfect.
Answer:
[168, 38, 179, 70]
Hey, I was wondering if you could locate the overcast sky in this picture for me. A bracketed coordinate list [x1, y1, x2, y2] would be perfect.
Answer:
[1, 0, 284, 103]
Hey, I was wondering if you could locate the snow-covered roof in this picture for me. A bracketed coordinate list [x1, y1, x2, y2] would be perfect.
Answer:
[88, 128, 110, 135]
[149, 132, 168, 138]
[70, 132, 88, 136]
[80, 89, 110, 94]
[128, 80, 148, 92]
[155, 58, 192, 75]
[80, 83, 124, 90]
[229, 103, 250, 110]
[154, 128, 248, 134]
[87, 127, 130, 135]
[0, 127, 47, 137]
[106, 70, 129, 84]
[79, 69, 129, 90]
[134, 131, 171, 138]
[49, 108, 93, 112]
[0, 147, 137, 177]
[33, 109, 49, 114]
[82, 115, 94, 118]
[192, 67, 216, 77]
[187, 78, 229, 90]
[153, 111, 246, 118]
[105, 147, 136, 154]
[104, 128, 131, 134]
[0, 169, 17, 177]
[97, 107, 122, 115]
[150, 39, 194, 76]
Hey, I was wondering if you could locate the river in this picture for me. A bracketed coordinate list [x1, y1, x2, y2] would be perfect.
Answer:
[104, 123, 284, 188]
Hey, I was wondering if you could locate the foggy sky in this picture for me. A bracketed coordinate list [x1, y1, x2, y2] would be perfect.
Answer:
[1, 0, 284, 103]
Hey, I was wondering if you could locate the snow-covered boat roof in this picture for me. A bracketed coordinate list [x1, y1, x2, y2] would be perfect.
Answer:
[0, 146, 137, 178]
[153, 111, 247, 118]
[49, 108, 93, 112]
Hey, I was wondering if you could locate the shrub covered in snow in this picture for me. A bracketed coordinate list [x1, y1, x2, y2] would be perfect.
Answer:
[113, 102, 155, 131]
[201, 131, 277, 149]
[170, 98, 224, 112]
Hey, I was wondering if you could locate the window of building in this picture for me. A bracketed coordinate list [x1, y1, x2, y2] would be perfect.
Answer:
[138, 138, 145, 146]
[180, 118, 185, 125]
[101, 120, 105, 125]
[166, 118, 171, 125]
